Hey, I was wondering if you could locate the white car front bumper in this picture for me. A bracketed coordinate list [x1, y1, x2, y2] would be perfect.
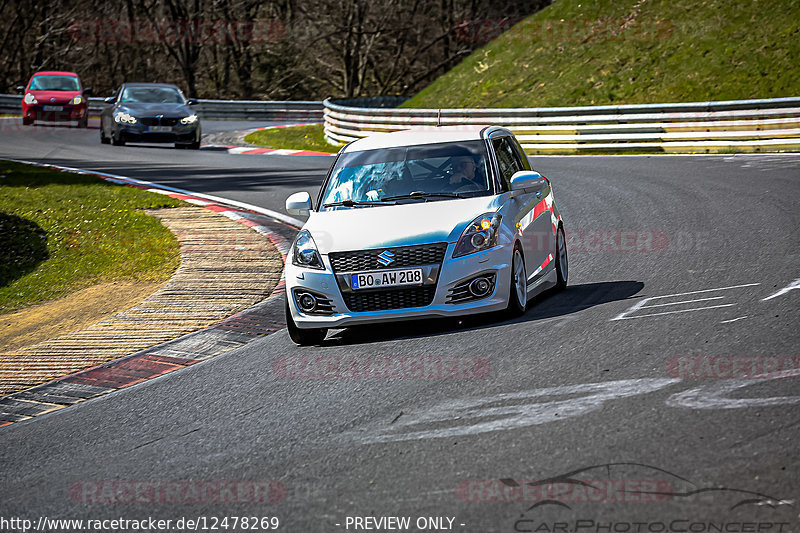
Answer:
[286, 242, 516, 328]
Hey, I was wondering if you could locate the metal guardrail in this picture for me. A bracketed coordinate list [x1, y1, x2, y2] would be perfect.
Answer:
[0, 94, 324, 122]
[323, 97, 800, 154]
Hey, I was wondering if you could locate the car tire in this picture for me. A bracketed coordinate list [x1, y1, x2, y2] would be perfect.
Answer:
[78, 117, 88, 128]
[188, 139, 200, 150]
[22, 117, 33, 126]
[100, 125, 110, 144]
[285, 297, 327, 346]
[111, 130, 125, 146]
[505, 245, 527, 317]
[555, 225, 568, 290]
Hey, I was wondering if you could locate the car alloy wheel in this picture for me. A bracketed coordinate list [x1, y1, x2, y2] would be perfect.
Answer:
[285, 296, 327, 346]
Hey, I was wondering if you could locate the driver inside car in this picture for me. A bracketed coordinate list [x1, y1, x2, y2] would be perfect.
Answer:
[446, 156, 482, 191]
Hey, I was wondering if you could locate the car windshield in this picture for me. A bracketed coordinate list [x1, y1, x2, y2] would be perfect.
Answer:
[30, 75, 80, 91]
[320, 140, 492, 210]
[120, 86, 185, 104]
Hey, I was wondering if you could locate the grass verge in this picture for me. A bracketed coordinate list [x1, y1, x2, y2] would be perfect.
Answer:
[244, 124, 340, 153]
[404, 0, 800, 108]
[0, 161, 184, 314]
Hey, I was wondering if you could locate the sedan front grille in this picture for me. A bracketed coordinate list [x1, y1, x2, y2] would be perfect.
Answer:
[343, 286, 436, 313]
[139, 117, 180, 126]
[329, 243, 447, 273]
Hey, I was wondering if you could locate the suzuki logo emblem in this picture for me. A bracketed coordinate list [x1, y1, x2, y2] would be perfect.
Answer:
[376, 250, 395, 267]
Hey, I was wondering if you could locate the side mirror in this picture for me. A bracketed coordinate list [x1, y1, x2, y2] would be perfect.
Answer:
[82, 87, 93, 96]
[286, 192, 312, 216]
[186, 98, 198, 105]
[509, 170, 547, 193]
[16, 85, 25, 93]
[104, 96, 116, 104]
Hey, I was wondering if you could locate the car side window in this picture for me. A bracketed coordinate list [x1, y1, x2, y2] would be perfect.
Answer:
[491, 136, 524, 190]
[511, 137, 532, 171]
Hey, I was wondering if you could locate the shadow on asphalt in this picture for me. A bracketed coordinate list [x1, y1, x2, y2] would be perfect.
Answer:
[326, 280, 645, 346]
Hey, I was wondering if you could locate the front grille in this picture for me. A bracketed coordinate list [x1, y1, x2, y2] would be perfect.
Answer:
[343, 286, 436, 312]
[139, 117, 180, 126]
[329, 243, 447, 273]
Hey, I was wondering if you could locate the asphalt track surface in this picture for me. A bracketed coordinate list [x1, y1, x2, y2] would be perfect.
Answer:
[1, 118, 799, 531]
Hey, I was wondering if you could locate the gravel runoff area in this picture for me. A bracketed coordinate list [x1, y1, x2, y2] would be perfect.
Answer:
[0, 206, 283, 396]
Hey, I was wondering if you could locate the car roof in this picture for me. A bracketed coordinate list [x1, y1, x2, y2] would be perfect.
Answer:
[121, 82, 181, 89]
[32, 71, 79, 77]
[341, 126, 507, 153]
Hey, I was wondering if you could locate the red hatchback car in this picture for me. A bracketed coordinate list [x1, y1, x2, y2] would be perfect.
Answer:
[18, 71, 91, 127]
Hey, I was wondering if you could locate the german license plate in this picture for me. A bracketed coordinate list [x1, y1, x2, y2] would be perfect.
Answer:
[148, 125, 173, 132]
[351, 268, 423, 290]
[42, 106, 63, 111]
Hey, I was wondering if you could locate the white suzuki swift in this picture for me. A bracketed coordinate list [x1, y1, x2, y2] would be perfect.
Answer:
[284, 126, 567, 345]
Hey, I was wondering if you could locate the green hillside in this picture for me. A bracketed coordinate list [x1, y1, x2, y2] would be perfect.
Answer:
[404, 0, 800, 108]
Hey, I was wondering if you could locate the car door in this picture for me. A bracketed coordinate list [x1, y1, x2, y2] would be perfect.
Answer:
[490, 134, 552, 285]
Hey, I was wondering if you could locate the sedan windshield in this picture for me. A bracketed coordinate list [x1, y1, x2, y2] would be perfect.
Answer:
[30, 75, 80, 91]
[121, 87, 185, 104]
[321, 140, 492, 210]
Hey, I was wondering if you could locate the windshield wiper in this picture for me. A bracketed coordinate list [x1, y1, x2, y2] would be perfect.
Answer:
[380, 191, 465, 201]
[322, 199, 392, 208]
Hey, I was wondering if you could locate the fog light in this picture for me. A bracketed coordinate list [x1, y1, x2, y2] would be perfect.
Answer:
[298, 292, 318, 312]
[469, 277, 492, 297]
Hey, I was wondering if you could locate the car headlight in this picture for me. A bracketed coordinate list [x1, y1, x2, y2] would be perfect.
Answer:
[114, 112, 137, 124]
[24, 93, 37, 104]
[70, 96, 83, 105]
[292, 230, 324, 270]
[453, 212, 502, 258]
[180, 114, 198, 125]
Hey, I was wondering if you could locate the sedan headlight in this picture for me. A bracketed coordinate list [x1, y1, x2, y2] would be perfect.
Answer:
[453, 212, 502, 258]
[114, 112, 137, 124]
[180, 114, 198, 125]
[292, 230, 324, 270]
[70, 96, 83, 105]
[24, 93, 37, 104]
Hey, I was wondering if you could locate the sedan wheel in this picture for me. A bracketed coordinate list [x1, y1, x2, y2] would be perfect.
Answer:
[285, 297, 327, 346]
[111, 129, 125, 146]
[505, 247, 527, 316]
[555, 225, 568, 290]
